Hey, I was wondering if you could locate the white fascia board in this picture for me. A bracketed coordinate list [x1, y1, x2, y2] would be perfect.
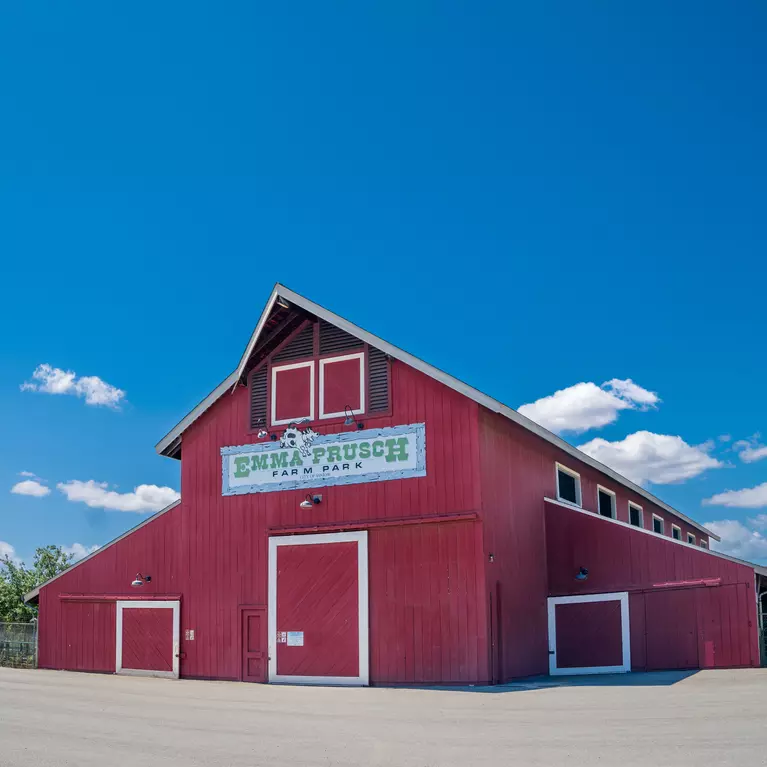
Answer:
[23, 500, 181, 602]
[154, 282, 718, 541]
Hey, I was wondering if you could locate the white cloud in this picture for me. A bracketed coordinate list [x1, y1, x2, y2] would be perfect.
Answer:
[703, 482, 767, 509]
[718, 434, 732, 443]
[732, 436, 767, 464]
[18, 471, 37, 478]
[577, 431, 724, 485]
[62, 542, 100, 562]
[0, 541, 17, 563]
[21, 364, 125, 409]
[707, 519, 767, 564]
[518, 378, 659, 435]
[57, 480, 180, 513]
[11, 479, 51, 497]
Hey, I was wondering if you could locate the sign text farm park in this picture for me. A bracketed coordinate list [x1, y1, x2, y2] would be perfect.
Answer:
[221, 423, 426, 495]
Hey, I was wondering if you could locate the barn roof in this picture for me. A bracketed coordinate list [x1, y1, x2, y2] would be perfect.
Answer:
[155, 283, 719, 541]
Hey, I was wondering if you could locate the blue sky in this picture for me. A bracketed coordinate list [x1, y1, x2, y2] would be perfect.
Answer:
[1, 2, 766, 565]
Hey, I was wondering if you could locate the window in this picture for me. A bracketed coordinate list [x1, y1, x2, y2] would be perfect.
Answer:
[271, 361, 315, 425]
[687, 533, 696, 545]
[597, 486, 616, 519]
[556, 464, 582, 506]
[629, 502, 643, 528]
[319, 352, 365, 419]
[700, 540, 708, 549]
[652, 515, 664, 535]
[672, 525, 682, 541]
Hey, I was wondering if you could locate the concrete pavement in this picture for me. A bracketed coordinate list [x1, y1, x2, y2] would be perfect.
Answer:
[0, 667, 765, 766]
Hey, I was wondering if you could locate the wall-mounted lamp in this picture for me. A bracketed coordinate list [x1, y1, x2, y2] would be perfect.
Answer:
[257, 429, 268, 439]
[488, 553, 495, 563]
[575, 567, 589, 581]
[344, 406, 364, 430]
[131, 573, 152, 588]
[299, 494, 322, 510]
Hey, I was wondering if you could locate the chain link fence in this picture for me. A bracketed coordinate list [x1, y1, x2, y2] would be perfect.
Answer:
[0, 622, 37, 668]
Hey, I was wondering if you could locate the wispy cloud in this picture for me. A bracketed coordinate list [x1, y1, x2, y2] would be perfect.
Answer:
[0, 541, 18, 563]
[21, 364, 125, 409]
[577, 431, 724, 485]
[732, 435, 767, 464]
[57, 480, 179, 513]
[518, 378, 659, 435]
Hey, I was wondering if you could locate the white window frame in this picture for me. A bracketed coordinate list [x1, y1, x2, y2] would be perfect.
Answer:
[671, 524, 682, 541]
[271, 360, 315, 426]
[628, 501, 644, 529]
[547, 592, 631, 675]
[652, 514, 665, 535]
[268, 531, 369, 686]
[687, 532, 696, 545]
[555, 463, 582, 507]
[116, 600, 180, 679]
[700, 539, 708, 549]
[318, 352, 365, 420]
[596, 485, 616, 519]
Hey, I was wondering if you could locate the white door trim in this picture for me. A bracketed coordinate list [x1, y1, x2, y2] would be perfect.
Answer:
[115, 600, 180, 679]
[547, 592, 631, 675]
[268, 530, 369, 686]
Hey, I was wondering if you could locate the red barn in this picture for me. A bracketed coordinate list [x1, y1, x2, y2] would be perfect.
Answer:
[27, 284, 767, 684]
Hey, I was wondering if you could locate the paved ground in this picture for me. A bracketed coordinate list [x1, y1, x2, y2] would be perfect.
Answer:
[0, 668, 765, 766]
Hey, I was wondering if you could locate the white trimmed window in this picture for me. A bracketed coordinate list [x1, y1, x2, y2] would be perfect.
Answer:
[597, 486, 616, 519]
[700, 540, 708, 549]
[319, 352, 365, 419]
[671, 525, 682, 541]
[687, 532, 696, 545]
[556, 464, 582, 506]
[271, 361, 315, 426]
[629, 502, 643, 528]
[652, 514, 665, 535]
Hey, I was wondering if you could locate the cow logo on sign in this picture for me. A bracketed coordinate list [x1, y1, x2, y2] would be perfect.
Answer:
[279, 422, 319, 458]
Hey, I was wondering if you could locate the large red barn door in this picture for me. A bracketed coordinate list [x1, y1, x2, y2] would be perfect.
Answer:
[116, 600, 180, 678]
[268, 531, 369, 685]
[644, 589, 699, 671]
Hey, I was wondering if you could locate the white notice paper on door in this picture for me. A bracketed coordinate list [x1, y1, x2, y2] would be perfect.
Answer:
[287, 631, 304, 647]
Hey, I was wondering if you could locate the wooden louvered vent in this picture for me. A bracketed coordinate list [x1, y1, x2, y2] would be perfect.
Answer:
[367, 346, 390, 413]
[319, 320, 363, 355]
[250, 367, 268, 430]
[272, 323, 315, 362]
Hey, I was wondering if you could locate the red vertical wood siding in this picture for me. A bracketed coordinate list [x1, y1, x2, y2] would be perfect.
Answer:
[38, 362, 486, 683]
[47, 601, 116, 673]
[477, 408, 549, 680]
[545, 500, 752, 595]
[121, 608, 174, 672]
[368, 521, 489, 684]
[555, 601, 623, 668]
[276, 541, 359, 677]
[546, 500, 760, 669]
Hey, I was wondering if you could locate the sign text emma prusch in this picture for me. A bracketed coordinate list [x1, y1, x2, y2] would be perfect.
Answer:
[221, 423, 426, 495]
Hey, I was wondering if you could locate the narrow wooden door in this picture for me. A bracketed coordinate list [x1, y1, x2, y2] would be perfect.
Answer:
[242, 607, 267, 682]
[645, 589, 699, 670]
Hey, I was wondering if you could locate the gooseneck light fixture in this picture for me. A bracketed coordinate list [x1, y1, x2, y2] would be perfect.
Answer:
[131, 573, 152, 588]
[299, 494, 322, 510]
[575, 567, 589, 581]
[343, 405, 364, 430]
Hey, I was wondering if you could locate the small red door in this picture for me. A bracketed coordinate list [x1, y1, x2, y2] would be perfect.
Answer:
[117, 601, 179, 678]
[242, 607, 267, 682]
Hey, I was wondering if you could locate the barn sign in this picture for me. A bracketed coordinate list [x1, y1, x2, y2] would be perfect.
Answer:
[221, 423, 426, 495]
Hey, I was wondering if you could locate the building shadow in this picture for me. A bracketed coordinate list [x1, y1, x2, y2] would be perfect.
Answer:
[385, 670, 700, 693]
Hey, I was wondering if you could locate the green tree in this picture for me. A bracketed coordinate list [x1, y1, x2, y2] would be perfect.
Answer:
[0, 545, 73, 622]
